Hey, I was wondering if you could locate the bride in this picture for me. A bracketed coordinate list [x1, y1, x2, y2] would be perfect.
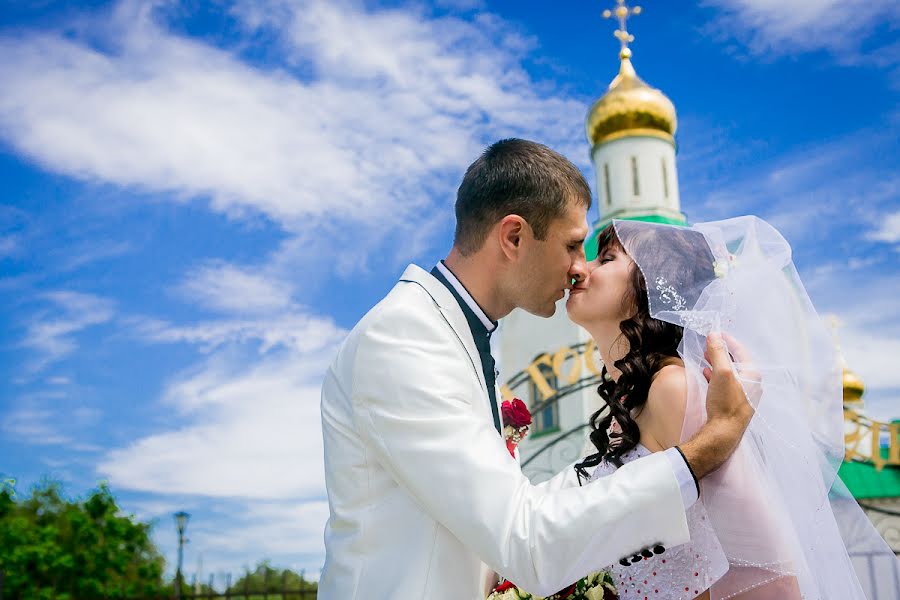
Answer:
[560, 217, 899, 600]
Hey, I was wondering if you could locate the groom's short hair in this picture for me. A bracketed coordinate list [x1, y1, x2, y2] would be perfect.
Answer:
[453, 138, 591, 256]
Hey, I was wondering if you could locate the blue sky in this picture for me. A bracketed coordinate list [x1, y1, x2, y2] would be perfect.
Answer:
[1, 0, 898, 582]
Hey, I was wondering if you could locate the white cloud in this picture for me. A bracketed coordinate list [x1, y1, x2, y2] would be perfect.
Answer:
[840, 326, 900, 390]
[704, 0, 900, 57]
[808, 269, 900, 399]
[189, 500, 330, 573]
[132, 310, 345, 354]
[130, 496, 329, 578]
[60, 240, 132, 271]
[98, 352, 328, 499]
[2, 407, 71, 445]
[178, 262, 296, 315]
[868, 210, 900, 244]
[99, 310, 344, 499]
[0, 235, 18, 258]
[2, 393, 102, 448]
[23, 291, 116, 372]
[0, 0, 587, 257]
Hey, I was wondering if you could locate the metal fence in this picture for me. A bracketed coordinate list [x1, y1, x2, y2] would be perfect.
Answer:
[175, 571, 317, 600]
[0, 570, 318, 600]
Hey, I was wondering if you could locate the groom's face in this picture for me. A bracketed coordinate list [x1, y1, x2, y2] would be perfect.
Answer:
[515, 200, 589, 317]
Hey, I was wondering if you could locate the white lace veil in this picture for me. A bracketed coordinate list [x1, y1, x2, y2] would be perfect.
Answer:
[612, 216, 899, 599]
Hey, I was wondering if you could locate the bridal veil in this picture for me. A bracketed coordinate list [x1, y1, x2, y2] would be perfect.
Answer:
[612, 216, 899, 599]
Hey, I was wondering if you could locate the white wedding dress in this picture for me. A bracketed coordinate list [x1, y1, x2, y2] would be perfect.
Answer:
[591, 444, 728, 600]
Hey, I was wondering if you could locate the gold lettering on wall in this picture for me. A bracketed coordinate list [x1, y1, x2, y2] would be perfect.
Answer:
[552, 346, 582, 385]
[512, 343, 602, 404]
[583, 339, 602, 376]
[523, 353, 556, 401]
[844, 408, 900, 471]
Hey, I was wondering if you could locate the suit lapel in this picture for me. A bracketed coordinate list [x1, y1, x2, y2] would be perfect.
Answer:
[399, 265, 489, 397]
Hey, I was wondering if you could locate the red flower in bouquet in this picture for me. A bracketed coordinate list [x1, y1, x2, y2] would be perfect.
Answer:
[501, 398, 531, 458]
[501, 398, 532, 428]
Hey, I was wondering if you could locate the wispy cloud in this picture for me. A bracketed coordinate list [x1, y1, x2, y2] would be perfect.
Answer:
[131, 308, 345, 354]
[187, 499, 330, 575]
[0, 235, 18, 259]
[60, 240, 133, 271]
[22, 291, 116, 373]
[128, 495, 330, 578]
[98, 340, 337, 500]
[704, 0, 900, 59]
[2, 393, 103, 449]
[682, 126, 900, 249]
[2, 407, 71, 445]
[867, 210, 900, 245]
[177, 262, 296, 316]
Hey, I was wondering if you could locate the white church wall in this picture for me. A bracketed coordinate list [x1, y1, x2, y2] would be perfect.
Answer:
[591, 135, 682, 221]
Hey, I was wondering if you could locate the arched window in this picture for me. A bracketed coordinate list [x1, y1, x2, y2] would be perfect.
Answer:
[529, 361, 559, 434]
[603, 163, 612, 207]
[661, 157, 669, 199]
[631, 156, 640, 196]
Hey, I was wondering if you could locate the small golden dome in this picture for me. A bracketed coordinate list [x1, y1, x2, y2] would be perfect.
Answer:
[585, 49, 677, 147]
[843, 367, 865, 405]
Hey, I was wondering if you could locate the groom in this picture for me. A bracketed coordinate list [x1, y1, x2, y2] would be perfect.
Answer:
[319, 139, 752, 599]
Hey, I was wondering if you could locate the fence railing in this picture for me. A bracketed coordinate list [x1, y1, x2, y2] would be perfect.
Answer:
[0, 570, 318, 600]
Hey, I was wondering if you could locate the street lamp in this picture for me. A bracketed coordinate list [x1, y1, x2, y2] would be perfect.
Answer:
[174, 511, 190, 600]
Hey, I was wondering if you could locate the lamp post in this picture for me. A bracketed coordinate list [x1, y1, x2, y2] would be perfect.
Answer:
[174, 511, 190, 600]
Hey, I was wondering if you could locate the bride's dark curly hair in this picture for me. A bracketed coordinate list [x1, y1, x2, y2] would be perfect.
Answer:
[575, 224, 715, 480]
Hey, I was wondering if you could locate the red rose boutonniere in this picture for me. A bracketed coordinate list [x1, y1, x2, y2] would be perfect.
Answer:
[501, 398, 532, 458]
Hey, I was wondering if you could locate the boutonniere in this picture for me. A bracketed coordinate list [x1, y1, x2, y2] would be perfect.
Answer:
[501, 398, 532, 458]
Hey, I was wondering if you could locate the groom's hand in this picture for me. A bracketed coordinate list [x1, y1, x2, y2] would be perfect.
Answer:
[704, 332, 755, 427]
[679, 332, 754, 480]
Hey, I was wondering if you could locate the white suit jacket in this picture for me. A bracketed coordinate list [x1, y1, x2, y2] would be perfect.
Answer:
[319, 265, 690, 599]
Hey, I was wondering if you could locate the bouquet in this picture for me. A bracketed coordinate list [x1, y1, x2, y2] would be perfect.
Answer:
[488, 571, 618, 600]
[489, 400, 619, 600]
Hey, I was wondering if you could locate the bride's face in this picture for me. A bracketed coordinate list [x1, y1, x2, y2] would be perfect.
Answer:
[566, 241, 637, 328]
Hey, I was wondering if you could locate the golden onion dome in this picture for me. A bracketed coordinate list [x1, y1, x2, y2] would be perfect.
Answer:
[843, 367, 866, 405]
[586, 48, 677, 147]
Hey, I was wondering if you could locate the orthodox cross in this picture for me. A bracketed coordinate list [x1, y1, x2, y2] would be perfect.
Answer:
[603, 0, 642, 58]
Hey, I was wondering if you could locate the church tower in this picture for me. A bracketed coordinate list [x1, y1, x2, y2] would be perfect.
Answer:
[584, 1, 686, 257]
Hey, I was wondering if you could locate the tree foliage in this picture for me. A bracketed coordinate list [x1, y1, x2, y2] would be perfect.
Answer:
[0, 479, 165, 599]
[227, 561, 318, 595]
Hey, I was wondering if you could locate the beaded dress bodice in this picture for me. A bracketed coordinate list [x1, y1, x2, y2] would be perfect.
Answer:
[590, 444, 729, 600]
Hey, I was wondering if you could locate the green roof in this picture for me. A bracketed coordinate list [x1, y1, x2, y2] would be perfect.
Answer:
[585, 214, 688, 260]
[838, 460, 900, 499]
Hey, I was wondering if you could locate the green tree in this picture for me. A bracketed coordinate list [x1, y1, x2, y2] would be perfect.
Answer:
[227, 561, 318, 598]
[0, 479, 166, 599]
